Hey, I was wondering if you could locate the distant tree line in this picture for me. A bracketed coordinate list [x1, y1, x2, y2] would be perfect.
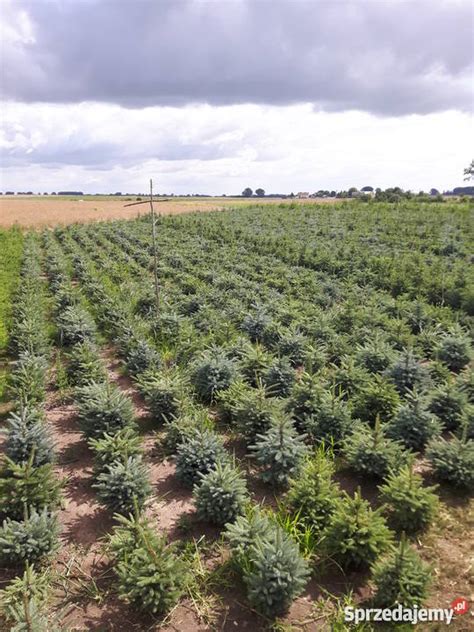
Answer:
[451, 186, 474, 196]
[239, 186, 469, 202]
[2, 184, 473, 199]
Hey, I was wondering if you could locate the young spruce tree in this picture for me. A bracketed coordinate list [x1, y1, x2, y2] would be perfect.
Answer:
[0, 508, 60, 566]
[342, 416, 408, 479]
[194, 461, 248, 526]
[108, 513, 187, 615]
[386, 350, 427, 395]
[250, 414, 307, 487]
[66, 341, 106, 387]
[428, 381, 466, 432]
[286, 444, 341, 533]
[325, 489, 393, 570]
[4, 407, 55, 467]
[175, 428, 228, 487]
[388, 391, 441, 452]
[0, 455, 63, 521]
[371, 536, 431, 608]
[137, 369, 187, 423]
[191, 348, 238, 402]
[76, 381, 135, 439]
[225, 507, 310, 618]
[426, 431, 474, 488]
[89, 427, 143, 476]
[379, 462, 438, 534]
[93, 456, 151, 515]
[0, 564, 59, 632]
[303, 390, 352, 447]
[437, 334, 471, 372]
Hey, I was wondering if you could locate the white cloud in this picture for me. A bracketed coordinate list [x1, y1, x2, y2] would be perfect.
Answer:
[1, 102, 471, 193]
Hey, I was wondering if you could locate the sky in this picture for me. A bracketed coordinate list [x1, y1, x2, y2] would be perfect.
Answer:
[0, 0, 473, 194]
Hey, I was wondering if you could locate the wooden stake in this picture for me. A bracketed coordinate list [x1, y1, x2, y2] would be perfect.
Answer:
[149, 179, 160, 317]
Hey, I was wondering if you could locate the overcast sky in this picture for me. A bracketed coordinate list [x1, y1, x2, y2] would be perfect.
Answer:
[1, 0, 473, 194]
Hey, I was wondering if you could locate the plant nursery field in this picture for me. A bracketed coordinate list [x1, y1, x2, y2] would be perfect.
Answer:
[0, 200, 473, 631]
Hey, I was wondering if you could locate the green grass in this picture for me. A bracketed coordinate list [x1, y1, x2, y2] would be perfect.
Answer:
[0, 227, 23, 400]
[0, 227, 23, 351]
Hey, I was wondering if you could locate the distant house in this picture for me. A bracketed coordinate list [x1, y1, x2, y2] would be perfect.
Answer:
[360, 186, 375, 198]
[352, 189, 375, 198]
[297, 192, 310, 199]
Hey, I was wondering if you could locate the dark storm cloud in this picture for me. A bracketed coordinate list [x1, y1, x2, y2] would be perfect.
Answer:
[2, 0, 473, 115]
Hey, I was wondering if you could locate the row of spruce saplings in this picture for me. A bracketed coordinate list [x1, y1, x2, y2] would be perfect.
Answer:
[39, 234, 325, 619]
[55, 213, 473, 441]
[55, 219, 474, 494]
[0, 235, 468, 624]
[55, 204, 471, 349]
[96, 219, 471, 379]
[0, 236, 160, 629]
[60, 214, 473, 399]
[49, 226, 474, 505]
[52, 223, 474, 491]
[99, 203, 467, 321]
[1, 236, 180, 627]
[154, 201, 471, 311]
[38, 235, 474, 619]
[52, 220, 474, 504]
[0, 237, 64, 630]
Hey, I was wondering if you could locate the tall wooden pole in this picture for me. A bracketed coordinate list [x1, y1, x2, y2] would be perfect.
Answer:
[149, 179, 160, 317]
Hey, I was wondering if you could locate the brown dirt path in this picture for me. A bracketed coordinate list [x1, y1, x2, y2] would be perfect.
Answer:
[100, 348, 197, 537]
